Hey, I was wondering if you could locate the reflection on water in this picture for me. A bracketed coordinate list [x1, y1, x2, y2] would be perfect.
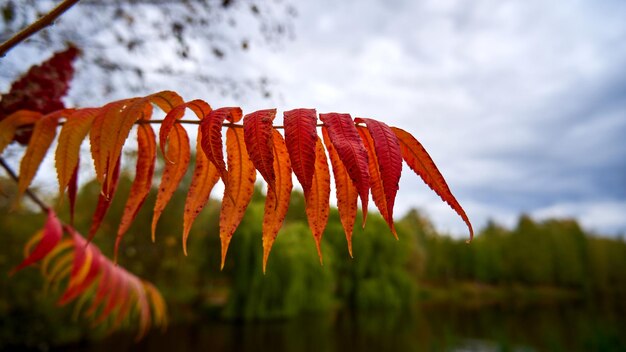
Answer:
[60, 300, 626, 352]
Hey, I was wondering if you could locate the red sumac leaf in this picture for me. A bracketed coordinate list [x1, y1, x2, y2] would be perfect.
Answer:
[391, 127, 474, 241]
[219, 127, 256, 269]
[151, 124, 190, 242]
[357, 126, 397, 237]
[304, 137, 330, 262]
[244, 109, 277, 193]
[159, 99, 211, 162]
[322, 127, 358, 257]
[200, 107, 243, 188]
[116, 124, 157, 259]
[319, 113, 370, 226]
[355, 118, 402, 230]
[284, 108, 318, 195]
[262, 130, 292, 272]
[11, 209, 63, 274]
[88, 157, 121, 241]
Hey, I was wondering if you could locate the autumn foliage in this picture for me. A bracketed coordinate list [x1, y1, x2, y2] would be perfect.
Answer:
[1, 48, 472, 337]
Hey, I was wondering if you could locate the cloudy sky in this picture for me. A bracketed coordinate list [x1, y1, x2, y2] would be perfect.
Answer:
[3, 0, 626, 237]
[244, 0, 626, 236]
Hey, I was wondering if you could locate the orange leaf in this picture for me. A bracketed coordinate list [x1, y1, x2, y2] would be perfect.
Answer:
[0, 110, 42, 154]
[357, 126, 397, 238]
[58, 230, 101, 305]
[102, 98, 153, 198]
[243, 109, 277, 193]
[319, 113, 370, 227]
[391, 127, 474, 241]
[261, 130, 293, 273]
[151, 124, 190, 241]
[200, 107, 243, 189]
[55, 108, 97, 196]
[147, 90, 184, 113]
[158, 99, 211, 162]
[88, 157, 121, 241]
[182, 129, 220, 255]
[322, 127, 358, 256]
[17, 110, 67, 201]
[116, 124, 157, 259]
[89, 100, 132, 186]
[219, 127, 256, 269]
[10, 209, 63, 274]
[304, 137, 330, 262]
[67, 162, 79, 225]
[284, 108, 318, 195]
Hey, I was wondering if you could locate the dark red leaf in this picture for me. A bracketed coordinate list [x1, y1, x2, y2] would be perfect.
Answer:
[284, 108, 318, 195]
[243, 109, 277, 192]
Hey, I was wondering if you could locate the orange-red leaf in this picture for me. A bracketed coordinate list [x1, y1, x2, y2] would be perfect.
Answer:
[322, 127, 358, 256]
[67, 162, 79, 225]
[17, 110, 66, 201]
[158, 99, 211, 162]
[284, 108, 318, 195]
[55, 108, 97, 196]
[356, 126, 397, 238]
[147, 90, 184, 113]
[200, 107, 243, 188]
[182, 129, 220, 255]
[89, 100, 131, 186]
[319, 113, 370, 226]
[10, 209, 63, 274]
[391, 127, 474, 241]
[262, 130, 293, 272]
[0, 110, 42, 155]
[103, 98, 153, 197]
[88, 157, 121, 241]
[116, 124, 157, 259]
[304, 137, 330, 262]
[151, 124, 190, 241]
[219, 127, 256, 269]
[244, 109, 277, 193]
[58, 229, 102, 305]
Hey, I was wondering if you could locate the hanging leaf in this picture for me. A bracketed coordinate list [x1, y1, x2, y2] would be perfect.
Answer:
[200, 107, 243, 188]
[284, 108, 318, 195]
[10, 209, 63, 274]
[17, 110, 69, 202]
[319, 113, 370, 226]
[146, 90, 184, 114]
[151, 124, 190, 242]
[322, 127, 358, 256]
[356, 126, 397, 237]
[89, 100, 132, 186]
[391, 127, 473, 241]
[261, 130, 293, 272]
[243, 109, 277, 193]
[55, 108, 97, 196]
[182, 129, 220, 255]
[304, 137, 330, 262]
[116, 124, 157, 259]
[0, 110, 42, 154]
[219, 127, 256, 269]
[67, 162, 79, 225]
[88, 157, 121, 241]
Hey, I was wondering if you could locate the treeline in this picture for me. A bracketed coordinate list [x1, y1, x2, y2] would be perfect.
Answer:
[2, 174, 626, 346]
[399, 210, 626, 295]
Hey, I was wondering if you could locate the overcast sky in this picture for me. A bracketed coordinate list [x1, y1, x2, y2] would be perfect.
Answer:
[3, 0, 626, 237]
[250, 0, 626, 236]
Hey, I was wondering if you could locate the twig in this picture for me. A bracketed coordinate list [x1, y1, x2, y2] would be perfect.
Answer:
[0, 0, 81, 57]
[0, 157, 49, 212]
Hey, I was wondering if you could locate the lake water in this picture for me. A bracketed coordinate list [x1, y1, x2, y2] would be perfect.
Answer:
[59, 300, 626, 352]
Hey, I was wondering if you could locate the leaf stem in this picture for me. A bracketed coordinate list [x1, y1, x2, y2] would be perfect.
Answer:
[0, 0, 81, 57]
[0, 157, 49, 212]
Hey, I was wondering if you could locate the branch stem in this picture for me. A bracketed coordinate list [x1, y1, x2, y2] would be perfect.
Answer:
[0, 0, 81, 57]
[0, 157, 49, 212]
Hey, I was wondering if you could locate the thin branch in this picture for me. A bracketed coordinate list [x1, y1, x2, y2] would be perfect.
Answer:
[0, 0, 81, 57]
[0, 157, 49, 212]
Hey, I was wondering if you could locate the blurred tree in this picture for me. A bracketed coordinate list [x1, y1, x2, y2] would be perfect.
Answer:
[0, 0, 296, 104]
